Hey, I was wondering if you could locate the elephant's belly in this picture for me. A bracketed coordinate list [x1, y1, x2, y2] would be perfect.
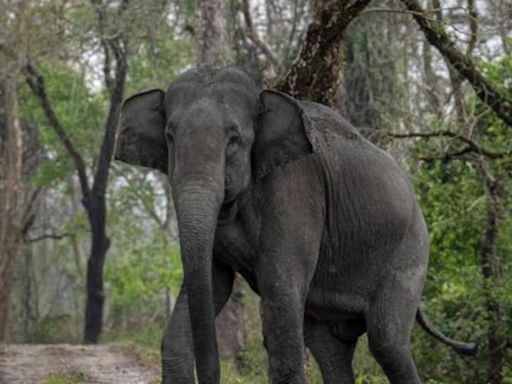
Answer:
[304, 244, 386, 322]
[305, 285, 369, 323]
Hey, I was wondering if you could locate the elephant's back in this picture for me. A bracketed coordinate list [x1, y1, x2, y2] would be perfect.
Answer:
[315, 137, 417, 268]
[302, 101, 425, 311]
[300, 100, 416, 242]
[299, 100, 365, 147]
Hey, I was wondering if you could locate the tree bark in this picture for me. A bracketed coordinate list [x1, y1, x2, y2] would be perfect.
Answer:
[21, 242, 33, 341]
[84, 36, 127, 344]
[275, 0, 371, 107]
[474, 159, 505, 384]
[0, 78, 23, 341]
[84, 201, 110, 343]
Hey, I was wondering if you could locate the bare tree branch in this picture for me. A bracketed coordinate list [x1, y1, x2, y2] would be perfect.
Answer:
[240, 0, 279, 69]
[92, 38, 128, 196]
[418, 146, 474, 162]
[466, 0, 478, 55]
[23, 62, 91, 205]
[90, 0, 114, 91]
[25, 232, 73, 243]
[389, 130, 512, 160]
[401, 0, 512, 127]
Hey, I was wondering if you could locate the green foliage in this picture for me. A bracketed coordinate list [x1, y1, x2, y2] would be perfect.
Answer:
[8, 1, 511, 382]
[43, 372, 88, 384]
[19, 63, 104, 188]
[105, 230, 182, 331]
[479, 55, 512, 97]
[127, 31, 193, 94]
[399, 55, 512, 380]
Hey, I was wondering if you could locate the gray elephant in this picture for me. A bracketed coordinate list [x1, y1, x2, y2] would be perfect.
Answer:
[115, 67, 475, 384]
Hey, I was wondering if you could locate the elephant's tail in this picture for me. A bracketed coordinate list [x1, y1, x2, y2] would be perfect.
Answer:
[416, 307, 478, 356]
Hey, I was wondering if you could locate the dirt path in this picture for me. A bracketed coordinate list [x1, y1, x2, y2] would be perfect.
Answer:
[0, 344, 159, 384]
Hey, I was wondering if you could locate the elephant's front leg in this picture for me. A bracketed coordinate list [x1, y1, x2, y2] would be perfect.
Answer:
[257, 193, 323, 383]
[259, 263, 310, 384]
[161, 261, 235, 384]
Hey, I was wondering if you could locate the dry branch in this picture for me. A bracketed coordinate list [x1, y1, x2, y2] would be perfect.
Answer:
[240, 0, 279, 69]
[26, 232, 73, 243]
[401, 0, 512, 127]
[389, 130, 510, 159]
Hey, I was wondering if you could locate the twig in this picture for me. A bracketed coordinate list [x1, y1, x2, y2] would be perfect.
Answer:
[418, 146, 474, 162]
[240, 0, 279, 69]
[389, 130, 511, 159]
[25, 232, 73, 243]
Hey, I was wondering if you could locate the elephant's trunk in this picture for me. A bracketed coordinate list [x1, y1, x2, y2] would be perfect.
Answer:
[173, 132, 225, 383]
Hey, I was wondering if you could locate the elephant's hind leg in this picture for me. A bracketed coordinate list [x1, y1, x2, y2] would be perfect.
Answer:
[304, 317, 361, 384]
[366, 278, 423, 384]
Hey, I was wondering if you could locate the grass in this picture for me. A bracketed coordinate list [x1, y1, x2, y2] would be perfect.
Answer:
[102, 290, 392, 383]
[42, 372, 88, 384]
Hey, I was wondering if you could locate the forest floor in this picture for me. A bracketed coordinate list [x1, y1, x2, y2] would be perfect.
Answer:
[0, 344, 159, 384]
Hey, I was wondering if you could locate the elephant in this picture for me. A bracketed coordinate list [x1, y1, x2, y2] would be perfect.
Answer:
[115, 67, 476, 384]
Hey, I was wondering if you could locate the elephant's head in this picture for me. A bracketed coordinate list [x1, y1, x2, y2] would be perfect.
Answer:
[114, 67, 314, 382]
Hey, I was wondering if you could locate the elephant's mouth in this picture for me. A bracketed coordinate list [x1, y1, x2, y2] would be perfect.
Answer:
[218, 197, 240, 225]
[223, 186, 238, 203]
[224, 174, 240, 203]
[224, 170, 251, 204]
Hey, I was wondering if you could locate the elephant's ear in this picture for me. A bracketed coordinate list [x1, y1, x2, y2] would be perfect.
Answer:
[253, 90, 316, 178]
[115, 89, 168, 173]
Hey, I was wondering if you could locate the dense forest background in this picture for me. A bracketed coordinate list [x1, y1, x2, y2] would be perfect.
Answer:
[0, 0, 511, 383]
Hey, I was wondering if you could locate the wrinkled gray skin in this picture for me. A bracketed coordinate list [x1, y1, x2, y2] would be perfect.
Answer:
[115, 68, 474, 384]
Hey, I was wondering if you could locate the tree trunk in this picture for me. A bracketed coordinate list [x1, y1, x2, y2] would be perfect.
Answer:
[275, 0, 370, 107]
[25, 50, 127, 343]
[197, 0, 228, 67]
[21, 243, 33, 341]
[23, 1, 129, 344]
[83, 40, 127, 343]
[83, 200, 110, 343]
[0, 78, 23, 341]
[475, 159, 505, 384]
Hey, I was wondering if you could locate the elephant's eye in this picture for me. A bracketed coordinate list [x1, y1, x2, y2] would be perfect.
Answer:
[166, 129, 175, 145]
[228, 134, 241, 146]
[226, 131, 241, 158]
[226, 124, 241, 142]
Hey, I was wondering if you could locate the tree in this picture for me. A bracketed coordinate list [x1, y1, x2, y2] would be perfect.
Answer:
[197, 0, 229, 66]
[401, 0, 512, 127]
[0, 0, 28, 341]
[24, 0, 129, 343]
[0, 77, 23, 341]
